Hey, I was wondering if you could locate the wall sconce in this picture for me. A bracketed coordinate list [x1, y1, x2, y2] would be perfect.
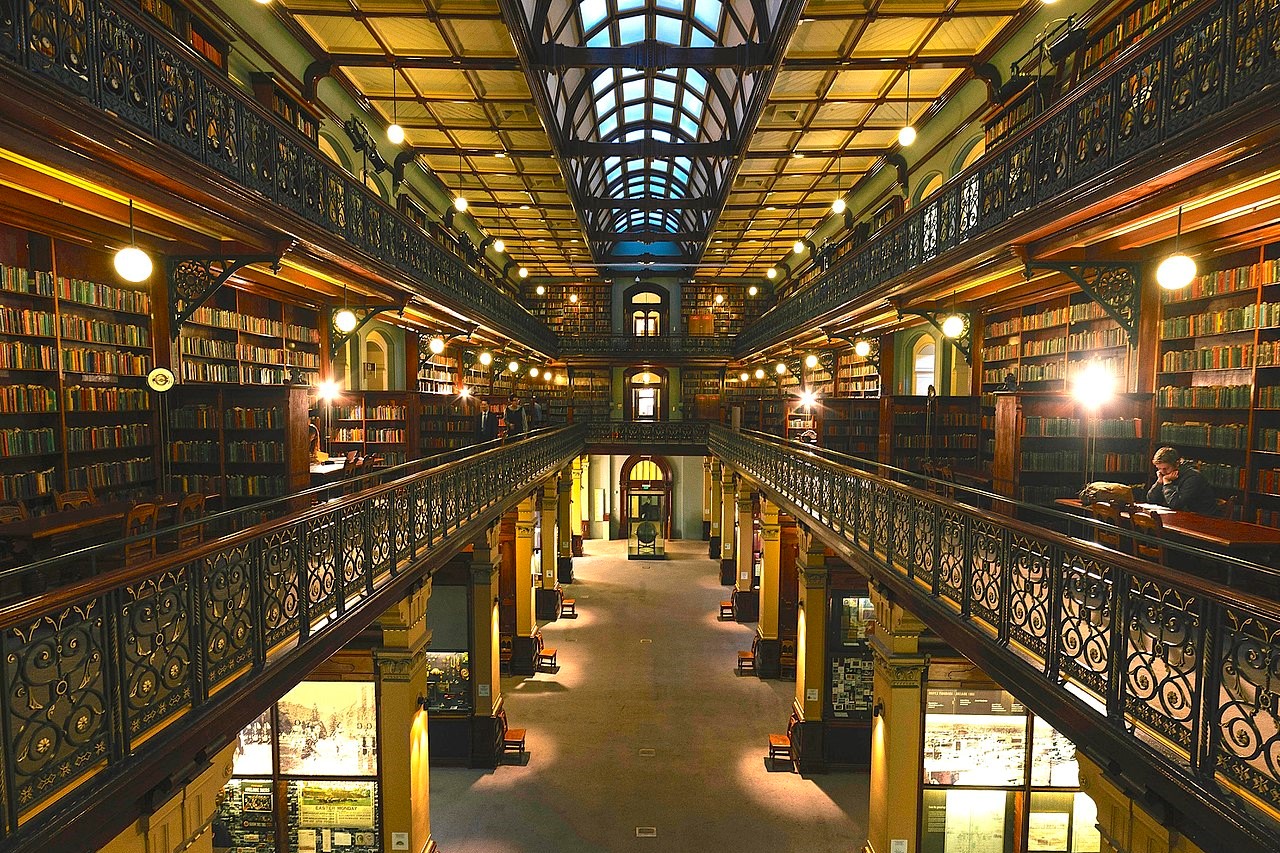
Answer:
[873, 700, 885, 718]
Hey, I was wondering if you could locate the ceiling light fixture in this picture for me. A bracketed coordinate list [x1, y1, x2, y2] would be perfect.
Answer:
[775, 361, 787, 375]
[479, 350, 493, 366]
[518, 266, 529, 278]
[453, 149, 468, 212]
[535, 284, 546, 296]
[113, 200, 152, 282]
[748, 285, 759, 297]
[386, 66, 404, 145]
[334, 307, 358, 334]
[766, 267, 778, 280]
[854, 339, 872, 358]
[739, 371, 750, 382]
[832, 150, 846, 214]
[898, 66, 917, 147]
[941, 313, 966, 339]
[493, 238, 505, 253]
[508, 359, 520, 373]
[1157, 205, 1197, 290]
[804, 353, 819, 369]
[754, 368, 765, 380]
[428, 336, 446, 355]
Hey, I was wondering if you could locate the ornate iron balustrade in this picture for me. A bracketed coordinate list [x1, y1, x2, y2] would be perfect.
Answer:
[583, 419, 711, 448]
[734, 0, 1280, 356]
[0, 0, 555, 354]
[559, 335, 733, 359]
[710, 425, 1280, 853]
[0, 425, 583, 850]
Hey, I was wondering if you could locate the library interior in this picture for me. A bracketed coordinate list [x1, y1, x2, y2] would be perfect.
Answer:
[0, 0, 1277, 851]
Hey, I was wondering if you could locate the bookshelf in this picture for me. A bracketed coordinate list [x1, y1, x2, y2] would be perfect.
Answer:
[785, 399, 820, 444]
[821, 398, 879, 459]
[880, 396, 980, 473]
[0, 229, 159, 505]
[417, 344, 457, 396]
[1081, 0, 1197, 72]
[683, 285, 750, 337]
[835, 350, 880, 398]
[1156, 247, 1280, 522]
[139, 0, 231, 72]
[570, 369, 611, 421]
[420, 394, 475, 454]
[250, 73, 322, 145]
[681, 369, 722, 421]
[525, 284, 611, 338]
[992, 392, 1149, 506]
[169, 385, 309, 501]
[178, 288, 320, 387]
[328, 391, 417, 468]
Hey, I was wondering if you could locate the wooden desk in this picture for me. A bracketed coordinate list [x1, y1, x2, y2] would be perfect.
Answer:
[1053, 498, 1280, 551]
[309, 459, 347, 484]
[0, 493, 215, 549]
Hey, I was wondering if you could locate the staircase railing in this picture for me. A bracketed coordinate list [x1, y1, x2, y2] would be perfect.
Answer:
[0, 424, 584, 850]
[710, 425, 1280, 853]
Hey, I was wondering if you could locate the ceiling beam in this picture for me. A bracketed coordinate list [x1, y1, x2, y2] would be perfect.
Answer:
[527, 41, 771, 70]
[323, 53, 523, 71]
[781, 54, 977, 70]
[585, 229, 706, 242]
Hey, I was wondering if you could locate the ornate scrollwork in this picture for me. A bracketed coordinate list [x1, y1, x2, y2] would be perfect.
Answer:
[1027, 261, 1141, 344]
[168, 255, 280, 335]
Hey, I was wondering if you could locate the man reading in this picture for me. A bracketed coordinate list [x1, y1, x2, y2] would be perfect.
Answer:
[1146, 446, 1217, 514]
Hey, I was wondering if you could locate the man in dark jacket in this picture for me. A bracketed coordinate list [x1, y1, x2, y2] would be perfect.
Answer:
[1147, 446, 1217, 514]
[476, 400, 499, 443]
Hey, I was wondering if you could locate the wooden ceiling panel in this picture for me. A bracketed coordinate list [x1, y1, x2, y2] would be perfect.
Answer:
[826, 69, 894, 99]
[769, 70, 831, 100]
[295, 16, 382, 52]
[368, 18, 450, 54]
[441, 19, 520, 55]
[788, 19, 859, 56]
[923, 16, 1012, 53]
[810, 102, 874, 128]
[849, 17, 933, 56]
[406, 68, 473, 98]
[471, 71, 531, 99]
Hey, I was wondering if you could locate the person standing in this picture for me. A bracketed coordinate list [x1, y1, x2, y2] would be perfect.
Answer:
[504, 395, 526, 439]
[1147, 446, 1217, 514]
[529, 394, 545, 429]
[476, 400, 499, 443]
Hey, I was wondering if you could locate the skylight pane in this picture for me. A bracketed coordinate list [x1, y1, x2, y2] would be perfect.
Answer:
[624, 104, 644, 123]
[599, 114, 618, 136]
[580, 0, 608, 30]
[693, 0, 721, 31]
[653, 104, 674, 124]
[689, 29, 713, 48]
[686, 71, 708, 95]
[618, 15, 645, 45]
[657, 0, 682, 11]
[652, 129, 671, 141]
[617, 0, 644, 11]
[587, 29, 612, 47]
[655, 15, 681, 44]
[623, 80, 645, 102]
[592, 71, 613, 95]
[654, 79, 676, 103]
[679, 115, 698, 137]
[626, 129, 645, 142]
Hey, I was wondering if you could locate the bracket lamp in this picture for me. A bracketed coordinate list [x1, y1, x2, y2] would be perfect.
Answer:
[804, 353, 819, 369]
[428, 336, 446, 355]
[774, 361, 787, 375]
[748, 285, 759, 297]
[114, 200, 152, 282]
[739, 371, 750, 382]
[508, 359, 520, 373]
[941, 313, 966, 339]
[334, 308, 359, 334]
[754, 368, 765, 380]
[478, 350, 493, 366]
[854, 339, 873, 358]
[518, 267, 529, 278]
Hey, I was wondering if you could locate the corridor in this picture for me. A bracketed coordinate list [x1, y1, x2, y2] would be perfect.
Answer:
[429, 538, 870, 852]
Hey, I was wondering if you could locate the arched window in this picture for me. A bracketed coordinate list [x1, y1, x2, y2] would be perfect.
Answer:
[364, 330, 391, 391]
[955, 135, 986, 173]
[913, 338, 936, 396]
[631, 291, 662, 336]
[629, 459, 662, 481]
[915, 172, 945, 206]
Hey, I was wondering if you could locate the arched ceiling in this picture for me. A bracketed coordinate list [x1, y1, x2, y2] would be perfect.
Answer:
[274, 0, 1035, 280]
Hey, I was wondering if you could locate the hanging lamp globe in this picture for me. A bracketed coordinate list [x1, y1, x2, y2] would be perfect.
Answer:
[453, 195, 468, 213]
[334, 308, 359, 334]
[832, 197, 846, 214]
[493, 238, 506, 253]
[941, 313, 966, 338]
[114, 245, 152, 282]
[898, 125, 917, 147]
[386, 123, 405, 145]
[1156, 253, 1197, 290]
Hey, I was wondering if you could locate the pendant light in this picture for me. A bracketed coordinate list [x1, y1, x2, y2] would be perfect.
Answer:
[1157, 206, 1197, 290]
[898, 66, 917, 147]
[114, 200, 153, 282]
[832, 152, 846, 214]
[334, 279, 358, 333]
[386, 66, 405, 145]
[453, 150, 468, 212]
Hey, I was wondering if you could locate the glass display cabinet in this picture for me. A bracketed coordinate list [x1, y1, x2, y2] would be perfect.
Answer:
[422, 651, 472, 712]
[627, 491, 666, 559]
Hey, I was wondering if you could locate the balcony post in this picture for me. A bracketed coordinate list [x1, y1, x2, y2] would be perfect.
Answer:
[755, 498, 782, 677]
[468, 523, 504, 767]
[793, 528, 829, 773]
[536, 480, 560, 620]
[571, 457, 585, 556]
[510, 494, 538, 675]
[719, 471, 736, 583]
[557, 466, 574, 583]
[702, 456, 713, 540]
[709, 458, 723, 559]
[734, 482, 758, 622]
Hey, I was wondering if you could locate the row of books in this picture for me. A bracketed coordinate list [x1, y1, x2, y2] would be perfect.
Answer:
[65, 424, 152, 452]
[1157, 421, 1247, 448]
[1162, 260, 1280, 303]
[1155, 384, 1252, 408]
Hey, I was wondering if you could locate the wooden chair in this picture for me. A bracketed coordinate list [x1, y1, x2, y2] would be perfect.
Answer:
[1131, 510, 1167, 566]
[1216, 495, 1238, 520]
[768, 712, 799, 769]
[121, 502, 158, 566]
[1088, 501, 1131, 553]
[0, 501, 29, 524]
[342, 456, 366, 495]
[496, 707, 526, 762]
[55, 487, 96, 511]
[499, 635, 514, 674]
[168, 493, 206, 551]
[779, 638, 797, 679]
[559, 596, 577, 618]
[534, 631, 558, 671]
[718, 598, 735, 619]
[344, 450, 359, 465]
[736, 636, 758, 676]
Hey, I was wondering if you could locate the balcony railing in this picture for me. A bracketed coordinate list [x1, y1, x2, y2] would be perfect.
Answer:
[583, 419, 711, 448]
[0, 425, 583, 851]
[0, 0, 556, 354]
[558, 335, 733, 358]
[735, 0, 1280, 356]
[710, 425, 1280, 853]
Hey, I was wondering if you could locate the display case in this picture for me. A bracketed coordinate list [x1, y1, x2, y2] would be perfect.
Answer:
[627, 491, 666, 559]
[422, 651, 472, 712]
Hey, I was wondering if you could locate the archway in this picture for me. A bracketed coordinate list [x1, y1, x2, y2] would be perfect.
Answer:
[624, 366, 668, 421]
[619, 454, 673, 555]
[623, 283, 669, 337]
[363, 329, 391, 390]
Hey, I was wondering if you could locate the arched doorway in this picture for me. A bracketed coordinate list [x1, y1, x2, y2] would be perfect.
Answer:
[619, 454, 672, 558]
[623, 283, 669, 337]
[624, 366, 668, 421]
[363, 329, 391, 390]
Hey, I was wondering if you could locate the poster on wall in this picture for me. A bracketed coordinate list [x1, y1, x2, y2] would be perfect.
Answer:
[297, 781, 376, 828]
[233, 707, 274, 776]
[924, 688, 1028, 786]
[943, 789, 1009, 853]
[277, 682, 378, 776]
[1028, 812, 1071, 852]
[1030, 717, 1079, 787]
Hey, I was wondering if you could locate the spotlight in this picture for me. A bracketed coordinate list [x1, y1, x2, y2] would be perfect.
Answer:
[334, 308, 358, 334]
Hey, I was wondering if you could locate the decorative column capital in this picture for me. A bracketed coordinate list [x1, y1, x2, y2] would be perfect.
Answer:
[871, 646, 928, 688]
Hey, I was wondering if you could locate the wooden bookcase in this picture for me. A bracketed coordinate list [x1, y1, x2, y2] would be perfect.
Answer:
[178, 288, 320, 386]
[328, 390, 417, 468]
[139, 0, 232, 73]
[420, 393, 475, 454]
[992, 392, 1149, 506]
[821, 398, 879, 458]
[1081, 0, 1198, 72]
[680, 369, 722, 421]
[169, 385, 309, 501]
[835, 350, 880, 398]
[525, 284, 611, 338]
[683, 284, 748, 337]
[880, 395, 980, 473]
[251, 73, 323, 145]
[1156, 247, 1280, 523]
[785, 399, 820, 443]
[570, 369, 611, 420]
[0, 229, 158, 506]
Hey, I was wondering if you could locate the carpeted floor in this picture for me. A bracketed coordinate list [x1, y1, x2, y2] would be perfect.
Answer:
[428, 537, 870, 853]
